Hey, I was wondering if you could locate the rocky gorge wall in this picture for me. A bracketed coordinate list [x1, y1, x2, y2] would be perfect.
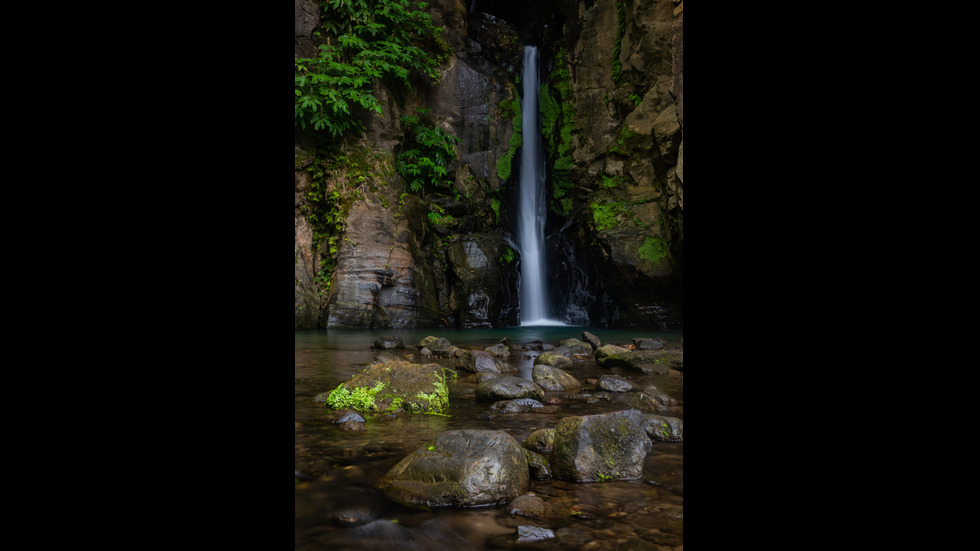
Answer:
[294, 0, 683, 330]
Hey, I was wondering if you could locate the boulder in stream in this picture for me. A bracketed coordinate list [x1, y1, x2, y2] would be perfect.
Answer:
[643, 414, 684, 442]
[549, 409, 652, 482]
[376, 429, 530, 507]
[372, 336, 405, 350]
[531, 364, 581, 391]
[475, 375, 545, 402]
[457, 349, 509, 373]
[533, 351, 572, 369]
[323, 360, 453, 414]
[596, 349, 679, 373]
[417, 336, 454, 356]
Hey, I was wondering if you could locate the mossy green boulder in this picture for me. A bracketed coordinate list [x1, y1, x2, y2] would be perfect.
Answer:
[324, 360, 453, 414]
[549, 409, 652, 482]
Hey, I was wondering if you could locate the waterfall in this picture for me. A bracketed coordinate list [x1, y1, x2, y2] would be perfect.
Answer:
[518, 45, 563, 326]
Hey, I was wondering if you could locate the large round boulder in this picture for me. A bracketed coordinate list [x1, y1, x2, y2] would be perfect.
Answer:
[549, 409, 652, 482]
[376, 429, 530, 507]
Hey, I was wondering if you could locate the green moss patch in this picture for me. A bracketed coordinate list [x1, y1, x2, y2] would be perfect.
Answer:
[325, 361, 452, 414]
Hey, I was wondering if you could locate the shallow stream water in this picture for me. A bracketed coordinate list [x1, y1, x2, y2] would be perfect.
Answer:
[295, 327, 683, 550]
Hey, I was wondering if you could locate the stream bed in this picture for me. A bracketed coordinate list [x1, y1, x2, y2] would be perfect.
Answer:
[295, 327, 683, 550]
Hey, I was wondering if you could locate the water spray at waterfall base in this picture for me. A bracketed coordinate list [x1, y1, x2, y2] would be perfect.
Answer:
[517, 45, 564, 327]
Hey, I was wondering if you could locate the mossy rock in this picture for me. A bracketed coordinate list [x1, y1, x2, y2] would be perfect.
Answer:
[596, 349, 680, 374]
[324, 361, 453, 414]
[549, 409, 652, 482]
[377, 429, 529, 508]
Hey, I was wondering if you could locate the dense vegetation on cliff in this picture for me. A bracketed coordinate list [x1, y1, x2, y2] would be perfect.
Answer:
[294, 0, 683, 331]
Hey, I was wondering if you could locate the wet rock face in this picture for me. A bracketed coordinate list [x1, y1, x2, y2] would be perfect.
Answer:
[325, 193, 441, 329]
[376, 429, 530, 507]
[549, 409, 652, 482]
[446, 234, 519, 328]
[543, 0, 683, 330]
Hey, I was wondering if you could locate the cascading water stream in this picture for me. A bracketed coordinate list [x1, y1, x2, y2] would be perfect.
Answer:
[517, 45, 564, 326]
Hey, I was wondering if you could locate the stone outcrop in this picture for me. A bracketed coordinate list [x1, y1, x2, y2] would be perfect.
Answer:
[543, 0, 684, 330]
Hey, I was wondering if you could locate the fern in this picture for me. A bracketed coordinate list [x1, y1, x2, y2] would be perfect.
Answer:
[295, 0, 450, 141]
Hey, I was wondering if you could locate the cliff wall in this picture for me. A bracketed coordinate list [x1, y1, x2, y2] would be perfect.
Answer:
[294, 0, 683, 330]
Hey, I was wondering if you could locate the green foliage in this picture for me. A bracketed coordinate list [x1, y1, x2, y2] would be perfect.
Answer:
[396, 108, 459, 196]
[427, 209, 455, 227]
[608, 127, 641, 155]
[490, 197, 501, 221]
[496, 96, 522, 182]
[294, 0, 450, 141]
[326, 381, 387, 411]
[499, 246, 515, 264]
[638, 236, 668, 267]
[612, 0, 627, 85]
[547, 47, 578, 216]
[590, 200, 624, 231]
[601, 174, 623, 188]
[539, 82, 561, 157]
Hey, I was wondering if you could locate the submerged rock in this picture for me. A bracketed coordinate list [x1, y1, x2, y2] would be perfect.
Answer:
[476, 376, 545, 402]
[323, 361, 452, 414]
[550, 409, 652, 482]
[507, 494, 558, 519]
[516, 525, 555, 543]
[596, 374, 633, 392]
[373, 336, 405, 350]
[490, 398, 549, 413]
[376, 429, 529, 507]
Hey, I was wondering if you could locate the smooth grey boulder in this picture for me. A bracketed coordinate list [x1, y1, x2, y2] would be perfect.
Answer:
[457, 349, 508, 373]
[596, 374, 633, 392]
[475, 376, 544, 402]
[376, 429, 530, 507]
